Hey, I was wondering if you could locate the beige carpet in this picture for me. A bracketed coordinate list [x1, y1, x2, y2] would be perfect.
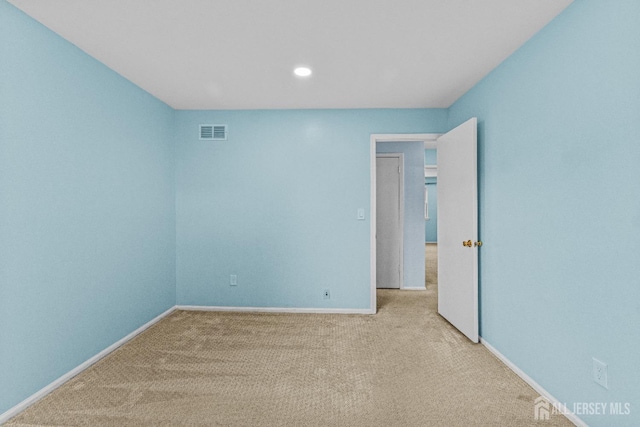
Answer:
[5, 256, 573, 426]
[425, 242, 437, 289]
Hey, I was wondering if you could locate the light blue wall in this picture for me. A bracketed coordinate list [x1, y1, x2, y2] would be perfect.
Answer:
[175, 109, 447, 308]
[424, 149, 437, 166]
[0, 1, 176, 414]
[424, 149, 437, 242]
[448, 1, 640, 425]
[376, 142, 425, 289]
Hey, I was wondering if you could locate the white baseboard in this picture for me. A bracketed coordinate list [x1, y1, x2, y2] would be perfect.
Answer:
[0, 306, 176, 424]
[480, 338, 587, 427]
[176, 305, 375, 315]
[402, 287, 426, 291]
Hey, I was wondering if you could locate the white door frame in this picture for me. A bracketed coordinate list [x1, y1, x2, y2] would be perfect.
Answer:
[370, 134, 440, 313]
[376, 153, 405, 290]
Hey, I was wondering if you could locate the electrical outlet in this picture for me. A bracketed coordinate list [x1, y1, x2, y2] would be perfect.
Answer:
[230, 274, 237, 286]
[592, 358, 608, 389]
[323, 289, 330, 299]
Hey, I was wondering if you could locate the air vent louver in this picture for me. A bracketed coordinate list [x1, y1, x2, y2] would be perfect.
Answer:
[199, 124, 227, 140]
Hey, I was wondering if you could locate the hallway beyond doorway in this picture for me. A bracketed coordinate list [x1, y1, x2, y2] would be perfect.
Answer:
[425, 243, 437, 290]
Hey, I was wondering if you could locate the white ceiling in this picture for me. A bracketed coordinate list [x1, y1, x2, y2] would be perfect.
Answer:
[8, 0, 573, 110]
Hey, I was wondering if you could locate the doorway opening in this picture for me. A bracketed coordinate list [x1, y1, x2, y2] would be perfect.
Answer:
[370, 134, 440, 312]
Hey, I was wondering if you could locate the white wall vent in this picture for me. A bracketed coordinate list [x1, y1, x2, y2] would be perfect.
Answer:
[199, 124, 227, 140]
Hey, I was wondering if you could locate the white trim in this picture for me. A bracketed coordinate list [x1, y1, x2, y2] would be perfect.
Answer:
[370, 134, 440, 313]
[376, 153, 405, 290]
[370, 135, 377, 312]
[373, 134, 440, 144]
[424, 187, 429, 220]
[402, 287, 427, 291]
[481, 338, 587, 427]
[176, 305, 375, 314]
[424, 165, 438, 178]
[0, 306, 176, 424]
[424, 140, 438, 149]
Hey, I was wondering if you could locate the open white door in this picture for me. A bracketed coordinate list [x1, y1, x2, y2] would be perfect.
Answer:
[437, 118, 479, 343]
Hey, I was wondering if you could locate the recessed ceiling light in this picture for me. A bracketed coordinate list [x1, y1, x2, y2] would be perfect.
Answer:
[294, 67, 312, 77]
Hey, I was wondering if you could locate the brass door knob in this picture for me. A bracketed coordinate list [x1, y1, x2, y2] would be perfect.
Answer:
[462, 240, 472, 247]
[475, 241, 483, 247]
